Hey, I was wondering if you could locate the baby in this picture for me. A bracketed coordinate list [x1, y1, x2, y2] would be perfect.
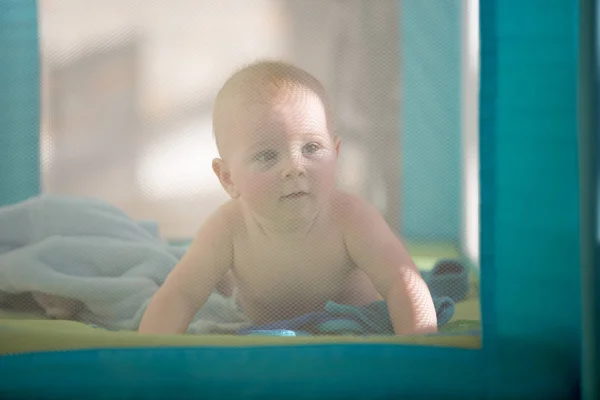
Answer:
[138, 60, 437, 335]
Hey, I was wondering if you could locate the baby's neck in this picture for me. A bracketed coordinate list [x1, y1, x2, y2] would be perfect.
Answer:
[246, 207, 328, 242]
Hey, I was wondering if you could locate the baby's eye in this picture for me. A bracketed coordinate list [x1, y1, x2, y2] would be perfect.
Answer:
[302, 142, 321, 155]
[255, 150, 278, 163]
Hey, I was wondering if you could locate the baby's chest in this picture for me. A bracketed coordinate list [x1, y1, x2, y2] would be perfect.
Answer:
[232, 238, 353, 296]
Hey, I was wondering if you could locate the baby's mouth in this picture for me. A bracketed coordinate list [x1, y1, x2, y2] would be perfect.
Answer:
[281, 191, 309, 199]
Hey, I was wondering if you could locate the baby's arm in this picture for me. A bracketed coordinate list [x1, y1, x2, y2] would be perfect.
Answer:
[138, 208, 233, 335]
[340, 195, 438, 335]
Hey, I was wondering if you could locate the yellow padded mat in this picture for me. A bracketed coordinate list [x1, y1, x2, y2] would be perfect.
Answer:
[0, 243, 481, 355]
[0, 297, 481, 355]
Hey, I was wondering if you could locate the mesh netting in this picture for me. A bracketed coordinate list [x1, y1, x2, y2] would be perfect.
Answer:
[0, 0, 480, 337]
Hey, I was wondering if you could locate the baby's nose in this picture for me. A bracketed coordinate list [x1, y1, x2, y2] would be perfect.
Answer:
[281, 154, 306, 179]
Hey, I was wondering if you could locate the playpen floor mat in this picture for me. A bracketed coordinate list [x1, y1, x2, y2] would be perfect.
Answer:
[0, 242, 481, 355]
[0, 296, 481, 355]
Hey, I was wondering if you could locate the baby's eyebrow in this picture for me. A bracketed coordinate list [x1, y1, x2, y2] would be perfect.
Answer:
[302, 132, 328, 140]
[246, 140, 276, 153]
[244, 131, 328, 153]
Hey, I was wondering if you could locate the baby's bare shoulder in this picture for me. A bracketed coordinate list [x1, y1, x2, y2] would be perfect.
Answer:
[330, 190, 391, 242]
[331, 190, 376, 223]
[194, 200, 241, 241]
[212, 200, 243, 228]
[219, 199, 242, 222]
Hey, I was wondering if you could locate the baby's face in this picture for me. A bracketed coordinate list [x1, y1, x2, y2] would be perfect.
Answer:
[224, 90, 339, 226]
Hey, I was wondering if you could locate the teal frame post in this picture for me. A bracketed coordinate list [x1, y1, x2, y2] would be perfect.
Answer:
[579, 0, 598, 399]
[483, 0, 582, 397]
[0, 0, 41, 207]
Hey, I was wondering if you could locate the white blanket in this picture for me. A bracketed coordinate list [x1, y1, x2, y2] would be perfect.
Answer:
[0, 195, 249, 333]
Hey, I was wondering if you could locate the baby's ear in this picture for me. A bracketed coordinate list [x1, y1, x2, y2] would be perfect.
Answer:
[212, 158, 240, 199]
